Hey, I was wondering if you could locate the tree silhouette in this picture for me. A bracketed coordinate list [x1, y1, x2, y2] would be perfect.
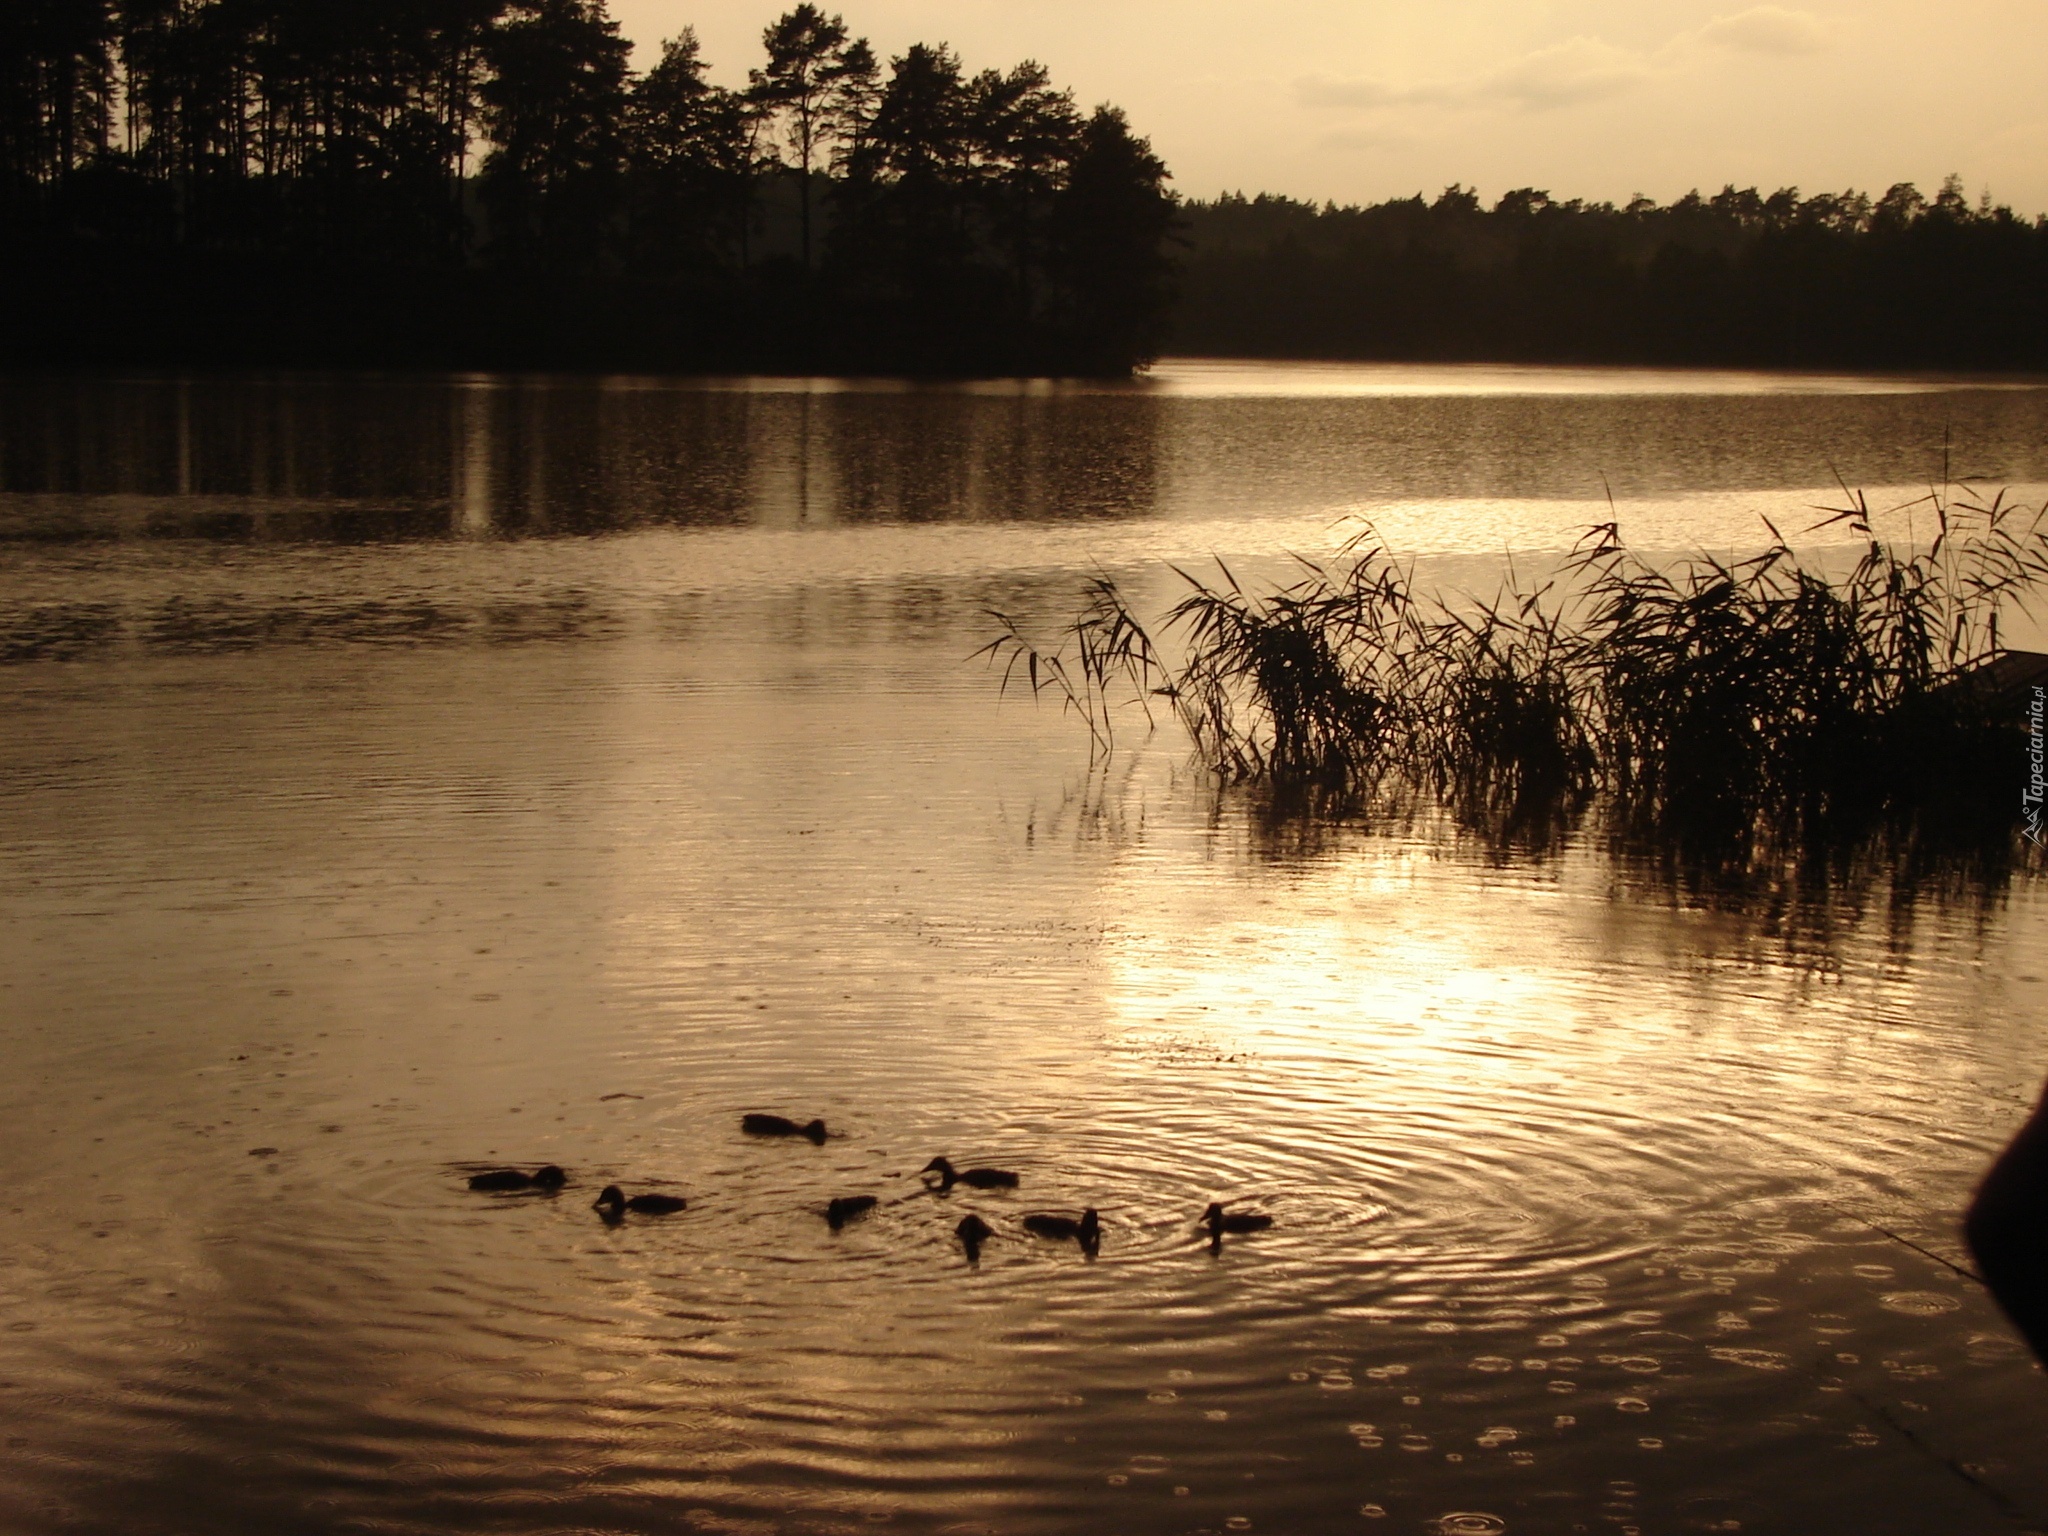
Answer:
[826, 36, 877, 176]
[967, 61, 1079, 327]
[1047, 106, 1174, 372]
[4, 0, 1203, 371]
[626, 28, 753, 272]
[34, 5, 2030, 375]
[478, 0, 629, 274]
[1170, 180, 2048, 369]
[824, 41, 982, 361]
[2, 0, 116, 201]
[854, 42, 969, 239]
[749, 4, 866, 270]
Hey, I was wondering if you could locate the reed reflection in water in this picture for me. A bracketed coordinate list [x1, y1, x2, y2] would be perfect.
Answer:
[2, 364, 2047, 1536]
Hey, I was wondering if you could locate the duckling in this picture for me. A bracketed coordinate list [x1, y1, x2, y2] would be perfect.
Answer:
[921, 1156, 1019, 1191]
[1200, 1201, 1273, 1239]
[956, 1213, 994, 1261]
[742, 1113, 827, 1144]
[825, 1195, 878, 1230]
[593, 1185, 688, 1219]
[467, 1164, 567, 1192]
[1022, 1209, 1101, 1244]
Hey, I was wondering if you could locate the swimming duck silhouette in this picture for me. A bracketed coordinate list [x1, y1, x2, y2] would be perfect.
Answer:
[742, 1113, 827, 1144]
[825, 1195, 878, 1229]
[1022, 1209, 1101, 1246]
[1201, 1201, 1273, 1245]
[956, 1214, 994, 1261]
[922, 1156, 1019, 1191]
[467, 1165, 567, 1192]
[593, 1185, 688, 1219]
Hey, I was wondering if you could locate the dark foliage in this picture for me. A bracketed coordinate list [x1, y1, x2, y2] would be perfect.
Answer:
[478, 0, 630, 276]
[0, 0, 1177, 374]
[1173, 182, 2048, 370]
[624, 29, 753, 275]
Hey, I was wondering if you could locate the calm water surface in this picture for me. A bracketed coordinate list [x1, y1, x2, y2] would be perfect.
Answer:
[3, 361, 2047, 1535]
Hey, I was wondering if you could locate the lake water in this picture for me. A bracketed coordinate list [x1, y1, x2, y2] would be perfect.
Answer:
[3, 360, 2048, 1536]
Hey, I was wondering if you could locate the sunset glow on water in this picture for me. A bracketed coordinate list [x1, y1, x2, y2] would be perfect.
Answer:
[3, 365, 2046, 1534]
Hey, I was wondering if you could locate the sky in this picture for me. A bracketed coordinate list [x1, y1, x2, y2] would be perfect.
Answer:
[605, 0, 2048, 213]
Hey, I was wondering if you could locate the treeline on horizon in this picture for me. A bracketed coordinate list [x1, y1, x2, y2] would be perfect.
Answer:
[0, 0, 1175, 373]
[1172, 182, 2048, 370]
[8, 2, 2047, 377]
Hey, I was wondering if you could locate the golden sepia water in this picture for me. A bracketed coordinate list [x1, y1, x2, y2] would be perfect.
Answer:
[3, 362, 2047, 1534]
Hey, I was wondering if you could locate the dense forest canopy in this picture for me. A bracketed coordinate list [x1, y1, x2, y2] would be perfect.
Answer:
[0, 0, 1176, 372]
[1172, 181, 2048, 370]
[5, 0, 2045, 373]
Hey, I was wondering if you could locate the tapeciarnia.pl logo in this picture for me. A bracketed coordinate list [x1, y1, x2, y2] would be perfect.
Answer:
[2025, 684, 2046, 845]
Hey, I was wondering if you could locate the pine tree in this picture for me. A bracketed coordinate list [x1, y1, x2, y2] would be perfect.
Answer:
[478, 0, 629, 275]
[1047, 105, 1176, 372]
[749, 4, 867, 271]
[626, 29, 753, 272]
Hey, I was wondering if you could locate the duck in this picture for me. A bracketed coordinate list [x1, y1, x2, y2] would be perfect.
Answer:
[956, 1213, 994, 1261]
[1022, 1209, 1101, 1246]
[742, 1113, 827, 1144]
[593, 1185, 688, 1219]
[1200, 1201, 1273, 1239]
[921, 1156, 1020, 1191]
[467, 1164, 567, 1192]
[825, 1195, 878, 1230]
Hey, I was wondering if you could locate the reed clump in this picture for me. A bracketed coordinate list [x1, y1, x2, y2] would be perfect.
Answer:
[979, 483, 2048, 859]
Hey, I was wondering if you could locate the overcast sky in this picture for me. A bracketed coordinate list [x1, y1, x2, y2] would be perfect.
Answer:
[606, 0, 2048, 213]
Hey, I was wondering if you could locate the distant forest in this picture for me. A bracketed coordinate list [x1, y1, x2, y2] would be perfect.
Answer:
[5, 2, 2045, 376]
[0, 0, 1175, 373]
[1172, 182, 2048, 371]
